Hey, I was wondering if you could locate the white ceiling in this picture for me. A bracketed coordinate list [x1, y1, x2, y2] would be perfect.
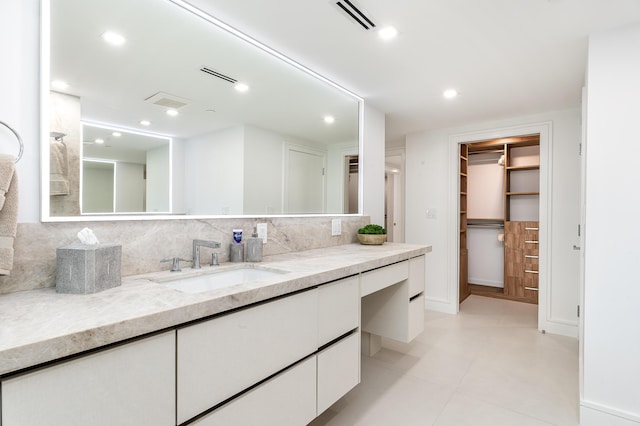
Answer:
[186, 0, 640, 144]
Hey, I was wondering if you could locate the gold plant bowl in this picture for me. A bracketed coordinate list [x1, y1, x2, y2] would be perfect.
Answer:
[357, 234, 387, 245]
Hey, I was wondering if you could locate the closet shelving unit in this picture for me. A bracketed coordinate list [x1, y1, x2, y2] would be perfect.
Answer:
[459, 144, 470, 302]
[460, 135, 540, 304]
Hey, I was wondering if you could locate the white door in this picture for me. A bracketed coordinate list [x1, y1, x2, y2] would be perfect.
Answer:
[286, 147, 325, 214]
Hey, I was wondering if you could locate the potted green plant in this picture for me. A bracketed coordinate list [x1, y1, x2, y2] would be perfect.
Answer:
[357, 224, 387, 245]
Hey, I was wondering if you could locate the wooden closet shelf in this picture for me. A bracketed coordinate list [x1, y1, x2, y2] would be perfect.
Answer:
[460, 192, 467, 195]
[460, 172, 467, 177]
[506, 191, 539, 196]
[460, 155, 468, 161]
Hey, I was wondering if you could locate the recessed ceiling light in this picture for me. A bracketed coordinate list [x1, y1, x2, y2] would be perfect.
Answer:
[234, 83, 249, 93]
[166, 109, 179, 116]
[443, 89, 458, 99]
[101, 31, 126, 46]
[94, 138, 104, 144]
[112, 132, 121, 137]
[51, 80, 69, 90]
[140, 120, 151, 126]
[378, 26, 398, 40]
[324, 116, 335, 124]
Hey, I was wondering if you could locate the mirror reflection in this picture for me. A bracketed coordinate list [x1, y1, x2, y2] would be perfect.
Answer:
[45, 0, 361, 219]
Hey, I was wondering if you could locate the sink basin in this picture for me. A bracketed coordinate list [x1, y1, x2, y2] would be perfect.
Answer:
[154, 266, 288, 294]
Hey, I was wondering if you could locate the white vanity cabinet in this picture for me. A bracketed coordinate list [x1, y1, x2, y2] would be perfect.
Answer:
[192, 357, 318, 426]
[361, 255, 426, 343]
[0, 331, 175, 426]
[186, 275, 361, 424]
[317, 276, 361, 414]
[176, 288, 319, 424]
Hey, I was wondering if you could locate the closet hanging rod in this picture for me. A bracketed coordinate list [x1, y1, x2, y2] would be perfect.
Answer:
[0, 120, 24, 163]
[468, 149, 504, 155]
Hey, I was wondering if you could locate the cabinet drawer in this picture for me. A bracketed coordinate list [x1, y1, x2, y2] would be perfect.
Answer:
[361, 261, 408, 297]
[408, 294, 425, 342]
[1, 332, 175, 426]
[318, 275, 360, 346]
[194, 357, 317, 426]
[317, 332, 361, 414]
[409, 255, 425, 297]
[177, 289, 318, 424]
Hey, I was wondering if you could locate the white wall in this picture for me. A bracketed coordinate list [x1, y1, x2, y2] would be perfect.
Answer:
[406, 108, 581, 336]
[468, 154, 503, 219]
[0, 0, 41, 223]
[184, 126, 244, 215]
[362, 104, 385, 224]
[115, 162, 144, 213]
[581, 22, 640, 425]
[82, 164, 114, 213]
[326, 141, 358, 214]
[243, 126, 284, 215]
[146, 144, 170, 213]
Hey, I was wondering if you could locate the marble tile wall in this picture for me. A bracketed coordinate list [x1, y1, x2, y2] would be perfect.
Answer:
[0, 216, 368, 294]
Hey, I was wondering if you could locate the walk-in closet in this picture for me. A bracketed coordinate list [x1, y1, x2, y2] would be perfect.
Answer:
[459, 135, 540, 304]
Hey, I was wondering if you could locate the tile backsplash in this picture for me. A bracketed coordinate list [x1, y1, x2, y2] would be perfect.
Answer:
[1, 216, 368, 294]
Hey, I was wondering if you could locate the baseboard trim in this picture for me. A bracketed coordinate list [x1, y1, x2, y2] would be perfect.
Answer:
[581, 399, 640, 425]
[539, 318, 578, 338]
[425, 298, 457, 314]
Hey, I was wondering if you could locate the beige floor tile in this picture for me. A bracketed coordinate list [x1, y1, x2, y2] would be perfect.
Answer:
[309, 295, 579, 426]
[433, 392, 554, 426]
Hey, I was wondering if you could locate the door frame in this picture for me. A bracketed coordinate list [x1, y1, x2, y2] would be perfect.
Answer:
[448, 122, 553, 332]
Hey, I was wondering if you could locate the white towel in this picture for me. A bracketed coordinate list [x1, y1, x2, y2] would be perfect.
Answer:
[50, 139, 69, 196]
[0, 154, 18, 275]
[0, 154, 15, 210]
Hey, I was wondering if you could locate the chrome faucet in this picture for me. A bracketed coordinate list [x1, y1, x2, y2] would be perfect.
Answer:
[192, 239, 221, 269]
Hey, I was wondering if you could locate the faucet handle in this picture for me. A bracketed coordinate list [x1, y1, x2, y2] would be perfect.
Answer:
[161, 257, 191, 272]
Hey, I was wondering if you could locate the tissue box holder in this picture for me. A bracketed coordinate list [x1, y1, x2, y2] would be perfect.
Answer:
[56, 243, 122, 294]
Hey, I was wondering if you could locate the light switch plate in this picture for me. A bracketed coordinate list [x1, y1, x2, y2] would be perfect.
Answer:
[331, 219, 342, 236]
[256, 223, 268, 243]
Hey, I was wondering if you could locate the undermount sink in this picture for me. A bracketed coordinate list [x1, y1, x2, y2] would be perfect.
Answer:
[153, 266, 288, 294]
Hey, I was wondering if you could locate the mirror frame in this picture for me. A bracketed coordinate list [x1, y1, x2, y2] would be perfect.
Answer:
[40, 0, 364, 222]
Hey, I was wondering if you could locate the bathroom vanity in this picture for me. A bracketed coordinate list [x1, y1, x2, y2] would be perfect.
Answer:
[0, 243, 430, 425]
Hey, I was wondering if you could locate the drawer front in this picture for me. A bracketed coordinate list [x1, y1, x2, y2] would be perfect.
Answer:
[177, 289, 318, 424]
[361, 261, 409, 297]
[194, 357, 317, 426]
[318, 275, 360, 346]
[317, 332, 361, 414]
[409, 255, 425, 297]
[2, 332, 176, 426]
[407, 294, 425, 341]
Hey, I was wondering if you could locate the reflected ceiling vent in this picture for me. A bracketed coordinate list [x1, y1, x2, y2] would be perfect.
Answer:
[336, 0, 376, 30]
[200, 67, 238, 84]
[145, 92, 190, 109]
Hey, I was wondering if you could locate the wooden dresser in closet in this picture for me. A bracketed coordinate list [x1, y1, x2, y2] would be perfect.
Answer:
[504, 221, 539, 303]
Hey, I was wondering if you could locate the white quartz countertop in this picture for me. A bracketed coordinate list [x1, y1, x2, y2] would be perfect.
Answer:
[0, 243, 430, 376]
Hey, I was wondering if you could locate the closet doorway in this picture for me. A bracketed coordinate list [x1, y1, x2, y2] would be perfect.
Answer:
[459, 135, 540, 305]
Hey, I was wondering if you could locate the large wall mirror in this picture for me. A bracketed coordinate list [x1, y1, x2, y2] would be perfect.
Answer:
[43, 0, 362, 220]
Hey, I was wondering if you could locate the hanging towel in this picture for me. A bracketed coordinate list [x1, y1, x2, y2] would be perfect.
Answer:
[0, 154, 18, 275]
[50, 139, 69, 195]
[0, 154, 15, 210]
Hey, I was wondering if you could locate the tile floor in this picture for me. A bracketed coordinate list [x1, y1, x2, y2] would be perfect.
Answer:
[310, 295, 579, 426]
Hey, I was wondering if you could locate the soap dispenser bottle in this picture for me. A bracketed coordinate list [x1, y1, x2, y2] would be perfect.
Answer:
[245, 227, 263, 262]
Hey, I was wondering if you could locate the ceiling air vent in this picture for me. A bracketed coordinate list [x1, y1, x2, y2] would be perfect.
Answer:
[144, 92, 190, 109]
[336, 0, 376, 30]
[200, 67, 237, 84]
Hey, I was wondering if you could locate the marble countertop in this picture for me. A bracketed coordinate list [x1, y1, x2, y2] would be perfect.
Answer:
[0, 243, 430, 377]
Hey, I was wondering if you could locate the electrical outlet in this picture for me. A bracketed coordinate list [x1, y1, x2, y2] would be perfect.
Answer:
[331, 219, 342, 236]
[256, 223, 268, 243]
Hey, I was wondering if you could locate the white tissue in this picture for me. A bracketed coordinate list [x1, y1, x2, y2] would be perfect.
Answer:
[77, 227, 100, 245]
[498, 232, 505, 242]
